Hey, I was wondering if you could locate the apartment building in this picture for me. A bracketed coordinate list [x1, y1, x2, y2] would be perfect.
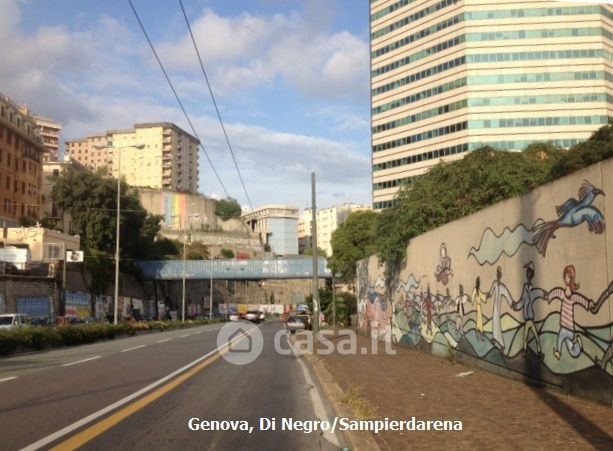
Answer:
[298, 203, 371, 256]
[0, 92, 45, 225]
[66, 122, 199, 193]
[33, 115, 62, 162]
[371, 0, 613, 209]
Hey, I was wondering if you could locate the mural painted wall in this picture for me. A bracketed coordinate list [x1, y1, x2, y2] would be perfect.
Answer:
[358, 160, 613, 404]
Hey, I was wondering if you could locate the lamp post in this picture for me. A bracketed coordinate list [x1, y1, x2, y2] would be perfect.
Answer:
[181, 213, 199, 322]
[209, 258, 213, 320]
[94, 143, 145, 324]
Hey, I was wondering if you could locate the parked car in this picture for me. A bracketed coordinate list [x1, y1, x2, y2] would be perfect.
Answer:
[30, 316, 55, 327]
[0, 313, 30, 329]
[229, 312, 241, 322]
[258, 311, 265, 322]
[285, 315, 306, 334]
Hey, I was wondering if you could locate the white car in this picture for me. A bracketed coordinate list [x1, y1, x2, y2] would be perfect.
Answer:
[229, 313, 241, 321]
[0, 313, 30, 329]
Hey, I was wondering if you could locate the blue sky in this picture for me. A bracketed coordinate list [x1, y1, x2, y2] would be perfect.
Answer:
[0, 0, 371, 209]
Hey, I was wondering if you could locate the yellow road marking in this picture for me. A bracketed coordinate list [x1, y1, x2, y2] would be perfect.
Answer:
[51, 339, 236, 450]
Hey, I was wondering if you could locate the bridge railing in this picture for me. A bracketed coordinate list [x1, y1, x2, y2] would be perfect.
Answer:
[135, 258, 331, 280]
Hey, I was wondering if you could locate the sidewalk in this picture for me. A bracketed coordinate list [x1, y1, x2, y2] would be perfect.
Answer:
[307, 332, 612, 450]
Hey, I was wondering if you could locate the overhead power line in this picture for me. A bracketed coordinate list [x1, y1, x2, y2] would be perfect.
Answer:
[127, 0, 231, 198]
[178, 0, 254, 211]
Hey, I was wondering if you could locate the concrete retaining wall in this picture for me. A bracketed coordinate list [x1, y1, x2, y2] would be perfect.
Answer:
[358, 159, 613, 405]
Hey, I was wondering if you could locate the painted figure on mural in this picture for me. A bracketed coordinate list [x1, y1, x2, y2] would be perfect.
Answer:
[434, 243, 453, 285]
[422, 286, 434, 334]
[548, 265, 594, 360]
[455, 284, 470, 335]
[599, 344, 612, 370]
[532, 180, 605, 256]
[366, 290, 392, 340]
[487, 266, 514, 351]
[512, 261, 547, 359]
[471, 276, 488, 341]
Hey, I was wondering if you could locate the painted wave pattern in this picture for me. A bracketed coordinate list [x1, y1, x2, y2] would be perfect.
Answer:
[469, 220, 544, 265]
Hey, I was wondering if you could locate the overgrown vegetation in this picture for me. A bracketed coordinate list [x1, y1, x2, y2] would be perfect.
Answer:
[52, 169, 163, 260]
[330, 123, 613, 279]
[328, 210, 378, 283]
[305, 288, 357, 326]
[215, 198, 242, 220]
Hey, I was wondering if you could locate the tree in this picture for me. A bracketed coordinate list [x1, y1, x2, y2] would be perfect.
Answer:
[215, 198, 242, 220]
[220, 248, 235, 259]
[376, 146, 553, 267]
[328, 210, 379, 283]
[52, 168, 162, 259]
[303, 246, 328, 258]
[549, 123, 613, 179]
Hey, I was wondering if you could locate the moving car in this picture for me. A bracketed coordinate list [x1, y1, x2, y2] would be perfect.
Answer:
[285, 315, 306, 334]
[0, 313, 30, 329]
[244, 310, 262, 323]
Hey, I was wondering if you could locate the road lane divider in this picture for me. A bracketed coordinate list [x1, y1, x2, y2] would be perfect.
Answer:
[157, 338, 173, 343]
[179, 333, 192, 338]
[120, 345, 146, 353]
[0, 376, 17, 383]
[61, 356, 102, 367]
[21, 325, 260, 451]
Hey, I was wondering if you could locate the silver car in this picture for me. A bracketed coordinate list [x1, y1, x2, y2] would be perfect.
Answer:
[0, 313, 30, 329]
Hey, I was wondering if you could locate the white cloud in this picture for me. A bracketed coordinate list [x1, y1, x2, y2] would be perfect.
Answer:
[0, 0, 372, 209]
[156, 7, 369, 101]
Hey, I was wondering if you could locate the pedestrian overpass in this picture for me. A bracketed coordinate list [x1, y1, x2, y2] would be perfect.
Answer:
[136, 258, 331, 280]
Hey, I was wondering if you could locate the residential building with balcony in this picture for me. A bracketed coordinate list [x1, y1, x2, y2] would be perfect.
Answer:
[33, 115, 62, 162]
[0, 92, 45, 225]
[65, 122, 199, 193]
[298, 203, 371, 256]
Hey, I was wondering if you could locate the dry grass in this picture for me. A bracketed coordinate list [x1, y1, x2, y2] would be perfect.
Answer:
[339, 385, 377, 420]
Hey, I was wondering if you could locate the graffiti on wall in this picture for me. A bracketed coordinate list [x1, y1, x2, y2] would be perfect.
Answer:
[469, 181, 606, 264]
[359, 176, 613, 402]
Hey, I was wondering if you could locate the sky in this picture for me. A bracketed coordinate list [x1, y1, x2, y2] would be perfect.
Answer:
[0, 0, 371, 210]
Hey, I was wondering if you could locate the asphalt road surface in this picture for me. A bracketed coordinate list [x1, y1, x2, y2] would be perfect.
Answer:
[0, 321, 345, 450]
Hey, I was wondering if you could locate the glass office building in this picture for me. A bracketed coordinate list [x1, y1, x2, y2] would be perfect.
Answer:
[371, 0, 613, 209]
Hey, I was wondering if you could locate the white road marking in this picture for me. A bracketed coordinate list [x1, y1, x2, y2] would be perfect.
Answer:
[0, 376, 17, 383]
[121, 345, 146, 353]
[288, 335, 342, 448]
[157, 338, 172, 343]
[22, 328, 259, 451]
[61, 356, 102, 367]
[179, 333, 191, 338]
[194, 331, 203, 335]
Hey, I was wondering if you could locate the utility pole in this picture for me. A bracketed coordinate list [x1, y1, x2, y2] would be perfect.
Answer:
[311, 172, 319, 333]
[332, 274, 336, 328]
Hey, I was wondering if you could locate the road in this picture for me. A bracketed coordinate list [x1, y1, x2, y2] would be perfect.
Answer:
[0, 321, 345, 450]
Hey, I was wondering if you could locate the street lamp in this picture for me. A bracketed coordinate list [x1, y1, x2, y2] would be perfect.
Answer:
[181, 213, 199, 322]
[94, 143, 145, 324]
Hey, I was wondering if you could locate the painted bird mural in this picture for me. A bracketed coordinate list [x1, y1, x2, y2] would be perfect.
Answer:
[532, 180, 605, 256]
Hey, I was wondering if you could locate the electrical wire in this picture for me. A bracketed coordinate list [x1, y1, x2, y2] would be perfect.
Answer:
[178, 0, 254, 210]
[127, 0, 230, 198]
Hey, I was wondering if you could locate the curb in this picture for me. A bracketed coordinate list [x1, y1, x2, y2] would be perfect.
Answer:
[297, 339, 381, 451]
